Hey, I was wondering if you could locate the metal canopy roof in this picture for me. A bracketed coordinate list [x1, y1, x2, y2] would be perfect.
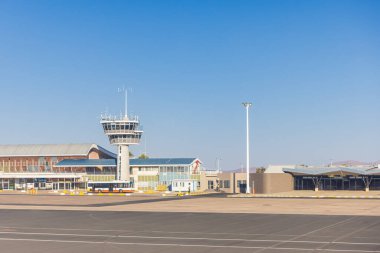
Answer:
[55, 159, 116, 167]
[283, 167, 377, 176]
[130, 158, 198, 166]
[54, 158, 199, 168]
[0, 144, 116, 158]
[366, 168, 380, 175]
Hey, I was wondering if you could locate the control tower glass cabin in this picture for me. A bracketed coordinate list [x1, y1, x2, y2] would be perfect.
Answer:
[100, 114, 143, 182]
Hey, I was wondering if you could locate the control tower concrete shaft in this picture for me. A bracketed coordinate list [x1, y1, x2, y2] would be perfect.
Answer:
[100, 90, 142, 181]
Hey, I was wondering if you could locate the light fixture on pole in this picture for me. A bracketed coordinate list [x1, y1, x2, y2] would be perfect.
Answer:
[242, 102, 252, 194]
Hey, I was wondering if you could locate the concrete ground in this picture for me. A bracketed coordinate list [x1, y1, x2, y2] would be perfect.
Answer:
[0, 210, 379, 253]
[246, 190, 380, 198]
[0, 193, 380, 216]
[0, 193, 166, 206]
[0, 193, 380, 252]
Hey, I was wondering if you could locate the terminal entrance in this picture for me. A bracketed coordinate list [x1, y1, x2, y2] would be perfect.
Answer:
[319, 177, 365, 190]
[295, 176, 380, 191]
[0, 179, 15, 190]
[51, 182, 75, 191]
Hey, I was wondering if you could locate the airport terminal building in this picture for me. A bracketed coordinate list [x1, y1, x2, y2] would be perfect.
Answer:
[201, 165, 380, 194]
[0, 143, 202, 191]
[130, 158, 201, 191]
[1, 143, 378, 193]
[283, 166, 380, 191]
[0, 144, 116, 190]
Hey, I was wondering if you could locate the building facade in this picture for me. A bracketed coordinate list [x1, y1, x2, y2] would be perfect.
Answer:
[200, 172, 294, 194]
[283, 166, 380, 191]
[0, 144, 203, 192]
[0, 144, 116, 190]
[130, 158, 202, 191]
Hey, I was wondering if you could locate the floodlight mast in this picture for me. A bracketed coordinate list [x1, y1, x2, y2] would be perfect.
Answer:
[242, 102, 252, 194]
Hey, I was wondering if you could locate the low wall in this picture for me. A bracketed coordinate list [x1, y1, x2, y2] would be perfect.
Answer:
[253, 173, 294, 194]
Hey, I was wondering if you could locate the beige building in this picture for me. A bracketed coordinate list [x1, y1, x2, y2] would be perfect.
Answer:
[200, 172, 294, 194]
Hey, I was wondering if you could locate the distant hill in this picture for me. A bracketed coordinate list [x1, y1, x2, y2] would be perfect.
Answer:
[225, 167, 258, 173]
[222, 161, 379, 172]
[331, 160, 369, 166]
[331, 160, 379, 166]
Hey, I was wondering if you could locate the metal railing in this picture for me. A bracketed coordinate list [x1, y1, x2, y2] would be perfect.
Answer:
[103, 129, 141, 134]
[100, 114, 139, 122]
[109, 137, 141, 145]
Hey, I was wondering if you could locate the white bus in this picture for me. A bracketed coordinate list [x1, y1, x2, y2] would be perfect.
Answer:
[87, 181, 134, 193]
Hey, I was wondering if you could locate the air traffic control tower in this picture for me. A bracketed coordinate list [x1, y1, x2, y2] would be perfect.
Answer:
[100, 89, 143, 181]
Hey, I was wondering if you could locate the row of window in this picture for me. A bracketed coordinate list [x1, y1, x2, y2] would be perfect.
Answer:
[109, 134, 142, 139]
[160, 166, 188, 173]
[0, 160, 59, 166]
[160, 174, 192, 181]
[103, 123, 138, 131]
[137, 167, 190, 173]
[173, 182, 190, 187]
[138, 167, 158, 172]
[294, 177, 380, 190]
[219, 180, 230, 188]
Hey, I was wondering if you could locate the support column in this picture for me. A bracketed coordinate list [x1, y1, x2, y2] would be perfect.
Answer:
[118, 145, 130, 181]
[362, 176, 372, 192]
[312, 176, 320, 192]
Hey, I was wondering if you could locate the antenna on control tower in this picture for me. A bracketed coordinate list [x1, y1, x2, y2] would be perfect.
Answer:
[118, 87, 130, 119]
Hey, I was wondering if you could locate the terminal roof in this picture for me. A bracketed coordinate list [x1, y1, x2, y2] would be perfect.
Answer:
[54, 158, 199, 167]
[283, 167, 379, 176]
[130, 158, 198, 166]
[0, 144, 116, 158]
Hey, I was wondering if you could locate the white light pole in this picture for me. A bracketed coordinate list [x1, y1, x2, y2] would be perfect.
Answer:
[216, 158, 222, 172]
[242, 102, 252, 194]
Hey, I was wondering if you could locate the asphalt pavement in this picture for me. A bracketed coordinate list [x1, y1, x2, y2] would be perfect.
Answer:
[0, 210, 379, 253]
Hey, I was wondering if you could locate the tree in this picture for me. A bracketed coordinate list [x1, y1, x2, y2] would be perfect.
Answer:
[256, 167, 266, 173]
[138, 153, 149, 159]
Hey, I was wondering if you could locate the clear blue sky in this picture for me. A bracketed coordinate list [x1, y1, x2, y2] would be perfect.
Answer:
[0, 0, 379, 170]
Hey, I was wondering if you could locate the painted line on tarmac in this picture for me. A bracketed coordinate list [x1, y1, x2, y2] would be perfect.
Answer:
[0, 225, 358, 238]
[0, 231, 379, 246]
[0, 225, 301, 237]
[233, 196, 380, 199]
[0, 237, 378, 252]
